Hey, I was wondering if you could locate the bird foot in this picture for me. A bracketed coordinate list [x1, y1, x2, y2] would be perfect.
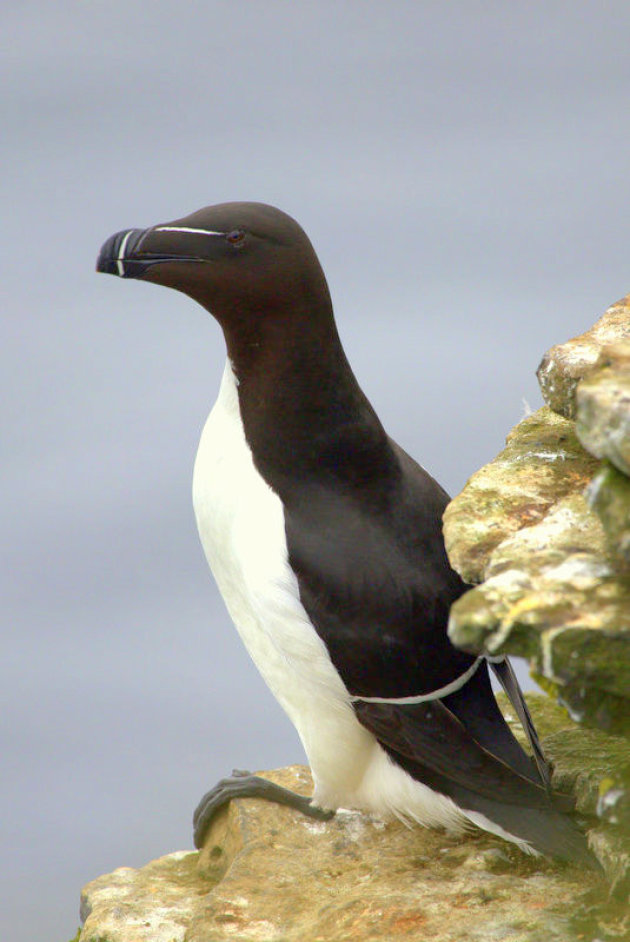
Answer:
[193, 768, 335, 848]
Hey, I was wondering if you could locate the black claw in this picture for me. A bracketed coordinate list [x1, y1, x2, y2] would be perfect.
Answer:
[192, 771, 335, 849]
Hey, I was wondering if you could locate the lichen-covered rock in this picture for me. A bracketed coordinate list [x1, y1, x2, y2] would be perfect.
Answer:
[445, 297, 630, 736]
[443, 407, 599, 584]
[79, 849, 201, 942]
[587, 462, 630, 573]
[576, 345, 630, 477]
[536, 295, 630, 419]
[520, 697, 630, 905]
[522, 697, 629, 815]
[79, 744, 626, 942]
[448, 492, 630, 734]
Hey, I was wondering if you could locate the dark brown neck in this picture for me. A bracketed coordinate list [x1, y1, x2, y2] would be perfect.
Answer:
[222, 298, 395, 496]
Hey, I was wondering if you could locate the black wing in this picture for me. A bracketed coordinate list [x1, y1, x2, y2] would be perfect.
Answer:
[285, 440, 475, 698]
[352, 679, 593, 865]
[283, 439, 594, 864]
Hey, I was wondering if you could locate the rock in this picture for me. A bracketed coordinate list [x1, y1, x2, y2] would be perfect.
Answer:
[78, 850, 204, 942]
[576, 344, 630, 477]
[587, 462, 630, 573]
[446, 443, 630, 734]
[518, 697, 630, 906]
[520, 697, 629, 814]
[444, 294, 630, 738]
[79, 737, 625, 942]
[441, 293, 630, 927]
[447, 491, 630, 729]
[536, 294, 630, 419]
[443, 407, 599, 585]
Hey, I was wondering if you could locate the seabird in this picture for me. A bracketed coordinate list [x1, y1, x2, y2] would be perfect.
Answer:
[96, 201, 594, 867]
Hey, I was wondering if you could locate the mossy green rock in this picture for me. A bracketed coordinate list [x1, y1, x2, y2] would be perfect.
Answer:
[448, 491, 630, 725]
[517, 696, 630, 904]
[587, 462, 630, 573]
[443, 407, 599, 585]
[576, 346, 630, 478]
[444, 343, 630, 737]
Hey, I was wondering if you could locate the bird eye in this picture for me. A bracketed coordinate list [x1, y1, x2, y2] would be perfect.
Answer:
[226, 229, 245, 246]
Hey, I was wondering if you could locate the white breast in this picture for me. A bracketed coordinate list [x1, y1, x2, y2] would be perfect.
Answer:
[191, 362, 468, 833]
[192, 363, 371, 789]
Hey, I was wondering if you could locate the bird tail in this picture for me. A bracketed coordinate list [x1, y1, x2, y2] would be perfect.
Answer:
[441, 659, 599, 868]
[461, 795, 599, 870]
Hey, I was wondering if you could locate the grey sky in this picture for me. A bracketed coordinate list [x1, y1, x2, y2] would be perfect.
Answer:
[3, 4, 629, 939]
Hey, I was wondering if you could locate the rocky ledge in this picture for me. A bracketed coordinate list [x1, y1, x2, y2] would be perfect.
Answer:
[78, 692, 628, 942]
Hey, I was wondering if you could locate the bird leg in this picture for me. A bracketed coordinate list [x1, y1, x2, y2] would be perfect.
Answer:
[193, 769, 335, 848]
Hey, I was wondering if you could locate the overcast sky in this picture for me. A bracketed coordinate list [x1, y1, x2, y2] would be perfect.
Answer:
[3, 4, 630, 940]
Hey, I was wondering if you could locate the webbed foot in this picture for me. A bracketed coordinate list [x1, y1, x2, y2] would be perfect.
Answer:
[193, 768, 335, 848]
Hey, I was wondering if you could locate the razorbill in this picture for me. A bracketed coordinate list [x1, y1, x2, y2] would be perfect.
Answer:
[96, 202, 594, 867]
